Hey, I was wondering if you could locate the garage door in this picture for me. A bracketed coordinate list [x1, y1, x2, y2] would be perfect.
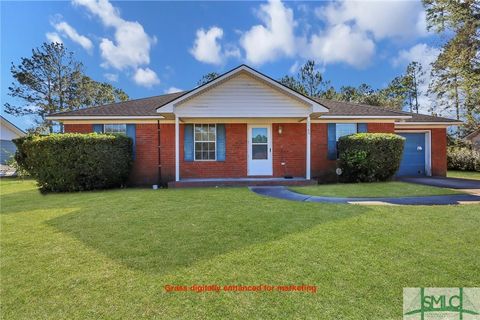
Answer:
[397, 133, 426, 176]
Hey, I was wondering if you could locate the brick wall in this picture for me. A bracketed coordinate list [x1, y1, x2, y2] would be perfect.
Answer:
[130, 123, 159, 186]
[431, 128, 447, 176]
[159, 124, 175, 184]
[367, 123, 395, 133]
[311, 123, 337, 182]
[64, 124, 92, 133]
[180, 124, 247, 178]
[272, 123, 306, 177]
[64, 121, 431, 184]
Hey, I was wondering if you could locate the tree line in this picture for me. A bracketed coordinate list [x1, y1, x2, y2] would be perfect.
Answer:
[4, 42, 128, 132]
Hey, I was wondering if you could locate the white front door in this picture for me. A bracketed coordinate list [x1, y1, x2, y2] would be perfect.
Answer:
[247, 124, 273, 176]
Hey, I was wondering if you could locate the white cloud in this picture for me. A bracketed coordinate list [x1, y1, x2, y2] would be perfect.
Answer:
[133, 67, 160, 87]
[317, 0, 426, 40]
[164, 87, 182, 94]
[240, 0, 296, 65]
[289, 61, 300, 74]
[190, 27, 224, 65]
[309, 24, 375, 68]
[73, 0, 155, 69]
[393, 43, 440, 69]
[104, 73, 118, 82]
[190, 27, 240, 65]
[46, 32, 62, 44]
[53, 21, 93, 52]
[73, 0, 159, 87]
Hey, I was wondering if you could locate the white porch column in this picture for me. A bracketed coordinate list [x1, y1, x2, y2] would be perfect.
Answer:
[306, 115, 311, 180]
[175, 115, 180, 182]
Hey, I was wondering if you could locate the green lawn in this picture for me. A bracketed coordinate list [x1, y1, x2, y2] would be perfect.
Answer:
[448, 170, 480, 180]
[1, 179, 479, 319]
[290, 181, 461, 198]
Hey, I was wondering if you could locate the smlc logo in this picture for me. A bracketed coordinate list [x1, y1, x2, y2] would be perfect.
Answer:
[404, 288, 480, 320]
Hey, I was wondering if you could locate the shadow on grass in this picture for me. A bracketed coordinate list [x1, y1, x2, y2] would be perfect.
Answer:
[46, 188, 371, 275]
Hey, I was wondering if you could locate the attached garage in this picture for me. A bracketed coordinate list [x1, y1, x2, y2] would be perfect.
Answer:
[396, 131, 431, 176]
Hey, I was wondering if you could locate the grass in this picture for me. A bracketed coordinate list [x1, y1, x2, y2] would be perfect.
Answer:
[290, 181, 461, 198]
[1, 179, 479, 319]
[448, 170, 480, 180]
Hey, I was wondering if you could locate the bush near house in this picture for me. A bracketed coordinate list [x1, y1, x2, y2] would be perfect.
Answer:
[338, 133, 405, 182]
[13, 133, 132, 192]
[447, 146, 480, 171]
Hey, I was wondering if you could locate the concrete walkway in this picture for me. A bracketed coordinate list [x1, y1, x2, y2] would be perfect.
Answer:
[249, 186, 480, 205]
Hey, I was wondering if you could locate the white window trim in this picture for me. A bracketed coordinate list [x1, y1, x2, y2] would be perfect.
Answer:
[395, 130, 432, 176]
[193, 124, 217, 161]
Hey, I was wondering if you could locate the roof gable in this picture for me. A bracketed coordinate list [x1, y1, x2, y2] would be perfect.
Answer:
[158, 65, 329, 117]
[1, 116, 25, 137]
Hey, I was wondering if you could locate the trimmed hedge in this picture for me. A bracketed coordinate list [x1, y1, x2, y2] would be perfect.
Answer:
[338, 133, 405, 182]
[13, 133, 133, 192]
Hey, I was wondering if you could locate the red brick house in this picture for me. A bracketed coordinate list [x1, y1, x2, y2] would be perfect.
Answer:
[47, 65, 461, 187]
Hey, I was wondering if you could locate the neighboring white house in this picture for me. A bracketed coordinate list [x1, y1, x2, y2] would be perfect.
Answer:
[1, 116, 25, 164]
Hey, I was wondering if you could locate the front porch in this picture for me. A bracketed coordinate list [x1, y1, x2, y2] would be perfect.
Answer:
[168, 177, 317, 188]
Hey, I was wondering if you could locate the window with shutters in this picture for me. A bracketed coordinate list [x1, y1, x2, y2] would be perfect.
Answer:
[194, 124, 216, 161]
[335, 123, 357, 141]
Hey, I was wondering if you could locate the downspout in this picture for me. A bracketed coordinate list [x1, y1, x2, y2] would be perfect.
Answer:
[157, 120, 162, 186]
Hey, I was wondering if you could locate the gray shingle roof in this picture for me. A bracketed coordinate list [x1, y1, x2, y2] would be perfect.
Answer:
[314, 98, 408, 117]
[50, 92, 185, 117]
[404, 112, 461, 123]
[49, 92, 459, 123]
[314, 98, 460, 122]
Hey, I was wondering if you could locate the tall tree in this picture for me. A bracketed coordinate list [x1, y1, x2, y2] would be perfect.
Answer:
[404, 61, 425, 113]
[423, 0, 480, 132]
[297, 60, 325, 97]
[4, 42, 129, 131]
[279, 60, 329, 98]
[197, 72, 220, 86]
[379, 76, 409, 111]
[278, 75, 307, 96]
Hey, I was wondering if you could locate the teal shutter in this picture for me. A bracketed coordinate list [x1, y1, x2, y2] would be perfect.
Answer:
[216, 124, 226, 161]
[93, 124, 103, 133]
[184, 124, 194, 161]
[126, 124, 136, 159]
[358, 123, 368, 133]
[327, 123, 337, 160]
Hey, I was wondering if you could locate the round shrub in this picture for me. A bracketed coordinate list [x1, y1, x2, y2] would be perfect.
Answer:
[338, 133, 405, 182]
[13, 133, 133, 192]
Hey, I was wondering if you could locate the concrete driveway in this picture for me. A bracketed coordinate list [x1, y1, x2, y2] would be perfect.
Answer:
[398, 176, 480, 190]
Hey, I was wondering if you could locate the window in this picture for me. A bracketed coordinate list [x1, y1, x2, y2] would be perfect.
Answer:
[336, 123, 357, 141]
[251, 127, 268, 160]
[104, 124, 126, 134]
[194, 124, 216, 160]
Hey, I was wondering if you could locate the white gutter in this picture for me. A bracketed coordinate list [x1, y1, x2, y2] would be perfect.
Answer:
[319, 115, 412, 119]
[395, 121, 463, 125]
[46, 115, 165, 120]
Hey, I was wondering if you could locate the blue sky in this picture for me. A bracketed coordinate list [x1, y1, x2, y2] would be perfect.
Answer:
[1, 0, 443, 130]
